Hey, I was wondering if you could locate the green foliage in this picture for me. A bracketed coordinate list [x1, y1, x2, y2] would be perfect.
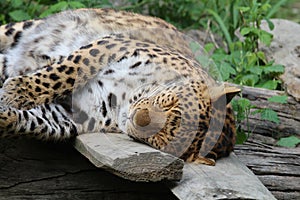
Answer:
[231, 97, 254, 144]
[276, 136, 300, 148]
[268, 95, 288, 104]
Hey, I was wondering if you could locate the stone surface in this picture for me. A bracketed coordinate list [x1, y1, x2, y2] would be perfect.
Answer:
[260, 19, 300, 101]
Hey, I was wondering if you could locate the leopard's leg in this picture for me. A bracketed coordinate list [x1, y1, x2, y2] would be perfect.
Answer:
[0, 104, 78, 140]
[0, 32, 200, 110]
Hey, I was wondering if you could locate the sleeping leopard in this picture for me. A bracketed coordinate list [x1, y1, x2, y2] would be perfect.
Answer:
[0, 8, 240, 165]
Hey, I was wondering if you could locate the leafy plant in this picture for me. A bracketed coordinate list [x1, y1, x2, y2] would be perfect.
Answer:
[277, 136, 300, 148]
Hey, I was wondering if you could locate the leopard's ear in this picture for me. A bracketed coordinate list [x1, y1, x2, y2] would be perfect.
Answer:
[211, 85, 241, 104]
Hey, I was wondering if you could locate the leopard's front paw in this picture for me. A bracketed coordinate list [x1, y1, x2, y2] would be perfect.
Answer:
[0, 77, 35, 109]
[0, 105, 18, 130]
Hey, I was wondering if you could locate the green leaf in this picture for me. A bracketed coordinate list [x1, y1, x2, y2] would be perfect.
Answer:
[9, 10, 31, 21]
[259, 30, 273, 46]
[238, 6, 250, 12]
[276, 136, 300, 148]
[236, 130, 248, 144]
[263, 64, 285, 74]
[268, 95, 288, 104]
[68, 1, 86, 9]
[249, 66, 263, 75]
[11, 0, 23, 8]
[258, 80, 279, 90]
[219, 62, 236, 80]
[240, 74, 259, 86]
[240, 27, 251, 36]
[256, 51, 267, 63]
[260, 108, 280, 124]
[204, 43, 215, 53]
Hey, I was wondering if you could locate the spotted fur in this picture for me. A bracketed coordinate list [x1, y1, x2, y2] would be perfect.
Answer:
[0, 9, 240, 165]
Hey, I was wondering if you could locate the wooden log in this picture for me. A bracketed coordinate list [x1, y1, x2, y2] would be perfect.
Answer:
[235, 137, 300, 200]
[73, 133, 275, 200]
[0, 138, 178, 200]
[229, 83, 300, 138]
[74, 133, 184, 182]
[168, 153, 276, 200]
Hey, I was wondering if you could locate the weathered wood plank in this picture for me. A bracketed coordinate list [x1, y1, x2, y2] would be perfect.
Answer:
[74, 133, 184, 182]
[235, 137, 300, 200]
[74, 133, 275, 200]
[168, 153, 276, 200]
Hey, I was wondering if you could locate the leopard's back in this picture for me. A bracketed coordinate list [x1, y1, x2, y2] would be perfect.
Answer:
[0, 8, 192, 81]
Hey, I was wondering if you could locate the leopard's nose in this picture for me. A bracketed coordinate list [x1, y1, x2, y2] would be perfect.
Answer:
[132, 108, 151, 127]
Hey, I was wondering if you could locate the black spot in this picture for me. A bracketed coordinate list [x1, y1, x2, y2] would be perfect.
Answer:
[117, 55, 127, 63]
[108, 93, 117, 108]
[42, 82, 50, 88]
[132, 49, 139, 57]
[23, 21, 33, 29]
[11, 31, 22, 47]
[108, 54, 116, 63]
[30, 121, 35, 131]
[35, 79, 41, 84]
[148, 54, 158, 58]
[88, 117, 96, 131]
[98, 80, 103, 87]
[52, 111, 59, 123]
[90, 66, 96, 74]
[104, 69, 114, 75]
[36, 117, 43, 125]
[65, 67, 74, 75]
[66, 78, 75, 85]
[136, 42, 150, 47]
[129, 61, 142, 69]
[46, 66, 53, 71]
[73, 55, 82, 64]
[145, 59, 151, 65]
[89, 49, 100, 57]
[105, 119, 111, 126]
[119, 47, 127, 51]
[80, 44, 93, 49]
[53, 82, 62, 90]
[106, 43, 117, 49]
[49, 73, 60, 81]
[41, 54, 50, 60]
[5, 22, 15, 29]
[152, 48, 162, 52]
[163, 57, 167, 64]
[57, 65, 67, 72]
[101, 101, 107, 117]
[122, 93, 126, 100]
[83, 58, 89, 66]
[5, 28, 15, 36]
[67, 55, 74, 61]
[35, 86, 41, 92]
[97, 40, 109, 45]
[23, 111, 29, 120]
[98, 54, 105, 63]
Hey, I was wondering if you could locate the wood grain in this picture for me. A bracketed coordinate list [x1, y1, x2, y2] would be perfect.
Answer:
[74, 133, 184, 182]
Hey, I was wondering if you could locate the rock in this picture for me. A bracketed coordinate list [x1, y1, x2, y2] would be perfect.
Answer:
[260, 19, 300, 101]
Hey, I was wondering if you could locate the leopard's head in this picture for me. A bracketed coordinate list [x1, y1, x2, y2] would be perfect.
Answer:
[126, 80, 240, 158]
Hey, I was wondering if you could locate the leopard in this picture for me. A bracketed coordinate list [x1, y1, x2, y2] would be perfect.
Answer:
[0, 8, 240, 165]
